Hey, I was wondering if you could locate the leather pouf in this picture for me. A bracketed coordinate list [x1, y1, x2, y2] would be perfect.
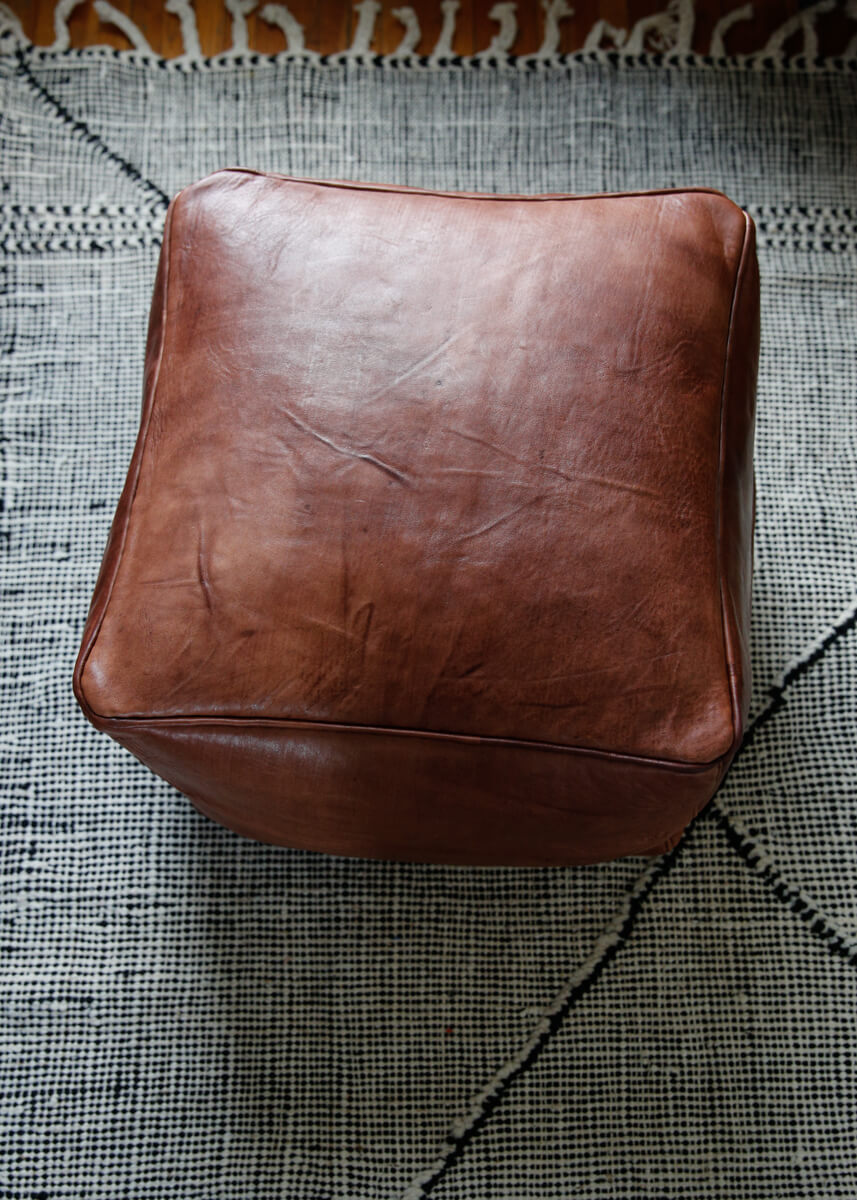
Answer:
[73, 169, 760, 865]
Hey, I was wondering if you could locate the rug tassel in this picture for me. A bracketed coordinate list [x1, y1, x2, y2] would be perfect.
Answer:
[350, 0, 381, 56]
[762, 0, 835, 59]
[624, 0, 694, 54]
[846, 0, 857, 57]
[225, 0, 254, 54]
[93, 0, 154, 54]
[390, 6, 421, 57]
[258, 4, 318, 58]
[710, 4, 753, 57]
[165, 0, 201, 60]
[582, 19, 627, 51]
[536, 0, 573, 57]
[475, 1, 517, 59]
[50, 0, 80, 52]
[429, 0, 458, 57]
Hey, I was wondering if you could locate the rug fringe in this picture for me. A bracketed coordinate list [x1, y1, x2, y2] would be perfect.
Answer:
[710, 3, 753, 57]
[0, 0, 854, 68]
[164, 0, 200, 58]
[51, 0, 77, 51]
[258, 2, 317, 58]
[92, 0, 154, 53]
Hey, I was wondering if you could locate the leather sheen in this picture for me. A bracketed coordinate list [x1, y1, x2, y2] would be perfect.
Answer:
[73, 169, 759, 865]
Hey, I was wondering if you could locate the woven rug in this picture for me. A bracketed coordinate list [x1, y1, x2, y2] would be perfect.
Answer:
[1, 4, 856, 1197]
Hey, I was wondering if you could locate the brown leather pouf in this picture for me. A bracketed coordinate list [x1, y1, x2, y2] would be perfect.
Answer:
[72, 169, 759, 865]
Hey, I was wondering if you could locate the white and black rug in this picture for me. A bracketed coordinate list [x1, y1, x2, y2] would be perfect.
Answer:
[1, 4, 856, 1197]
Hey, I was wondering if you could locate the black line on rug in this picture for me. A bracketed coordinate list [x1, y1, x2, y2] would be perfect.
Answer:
[709, 803, 857, 964]
[408, 600, 857, 1196]
[14, 49, 170, 210]
[405, 828, 695, 1197]
[705, 599, 857, 965]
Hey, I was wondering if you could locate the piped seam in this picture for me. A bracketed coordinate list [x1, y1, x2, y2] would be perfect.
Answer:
[714, 209, 755, 761]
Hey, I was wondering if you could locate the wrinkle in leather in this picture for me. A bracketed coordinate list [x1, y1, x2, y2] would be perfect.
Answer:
[73, 171, 759, 865]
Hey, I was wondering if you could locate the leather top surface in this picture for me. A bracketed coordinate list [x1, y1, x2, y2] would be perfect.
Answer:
[80, 170, 751, 764]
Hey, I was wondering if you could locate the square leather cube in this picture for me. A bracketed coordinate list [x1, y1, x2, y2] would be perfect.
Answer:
[73, 169, 759, 865]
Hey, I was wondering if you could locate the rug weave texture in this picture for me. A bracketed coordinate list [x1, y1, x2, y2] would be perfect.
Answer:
[1, 24, 856, 1200]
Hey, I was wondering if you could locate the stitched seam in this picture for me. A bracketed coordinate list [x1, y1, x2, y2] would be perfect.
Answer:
[214, 168, 745, 209]
[714, 210, 753, 757]
[92, 713, 723, 773]
[718, 596, 857, 771]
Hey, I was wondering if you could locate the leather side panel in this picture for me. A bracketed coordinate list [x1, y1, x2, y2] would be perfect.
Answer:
[72, 195, 178, 723]
[718, 213, 761, 752]
[101, 719, 725, 866]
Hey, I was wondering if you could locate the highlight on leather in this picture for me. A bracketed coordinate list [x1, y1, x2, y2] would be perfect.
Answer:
[72, 169, 760, 865]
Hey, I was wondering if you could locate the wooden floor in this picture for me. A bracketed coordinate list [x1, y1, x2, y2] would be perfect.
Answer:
[7, 0, 856, 59]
